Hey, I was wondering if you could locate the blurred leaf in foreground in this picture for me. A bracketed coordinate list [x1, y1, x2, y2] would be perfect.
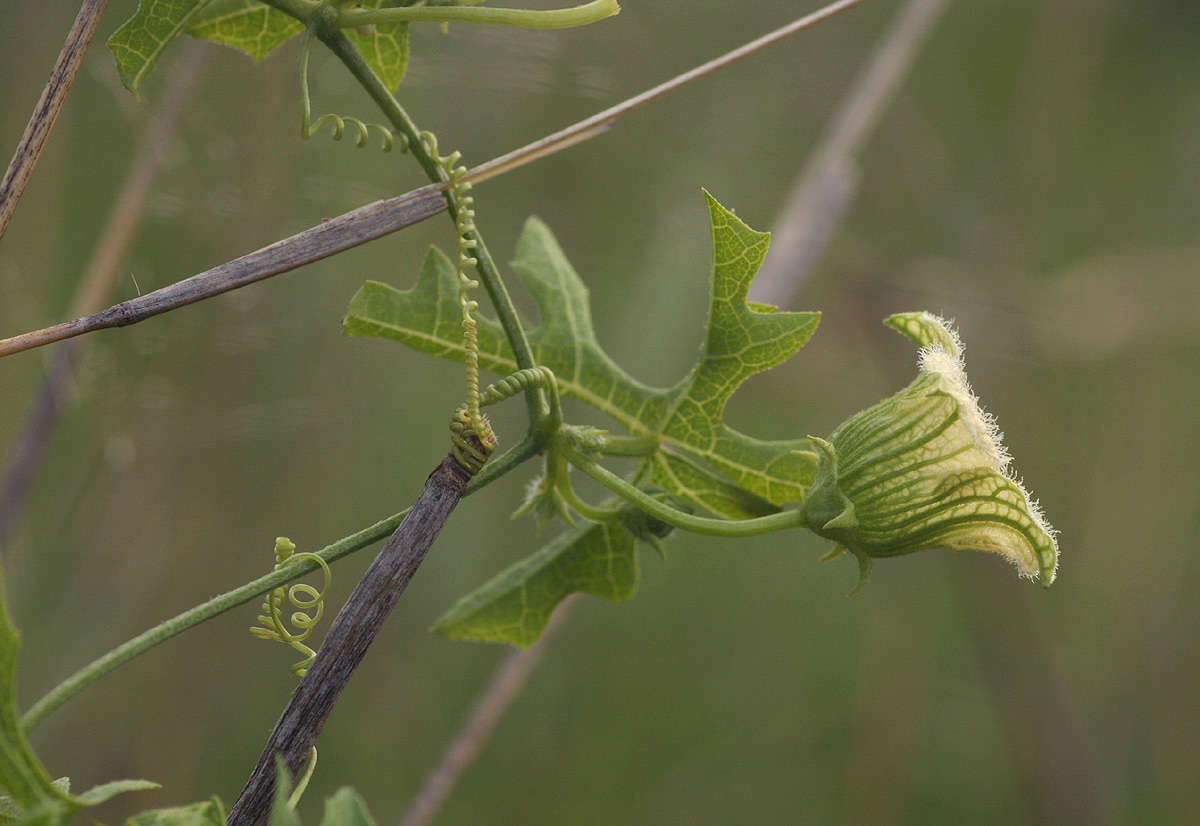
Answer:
[125, 797, 226, 826]
[0, 569, 158, 822]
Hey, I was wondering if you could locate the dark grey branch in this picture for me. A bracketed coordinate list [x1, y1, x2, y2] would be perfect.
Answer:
[0, 0, 110, 240]
[0, 186, 446, 358]
[226, 453, 474, 826]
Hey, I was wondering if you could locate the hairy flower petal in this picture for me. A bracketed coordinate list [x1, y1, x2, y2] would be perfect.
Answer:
[805, 313, 1058, 587]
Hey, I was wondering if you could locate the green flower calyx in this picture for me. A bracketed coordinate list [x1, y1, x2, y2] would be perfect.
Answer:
[804, 312, 1058, 589]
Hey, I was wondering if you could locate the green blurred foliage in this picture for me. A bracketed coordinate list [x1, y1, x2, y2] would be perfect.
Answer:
[1, 0, 1197, 823]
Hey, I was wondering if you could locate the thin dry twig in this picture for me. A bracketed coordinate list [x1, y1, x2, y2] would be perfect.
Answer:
[0, 0, 111, 241]
[0, 42, 208, 552]
[751, 0, 950, 307]
[398, 596, 579, 826]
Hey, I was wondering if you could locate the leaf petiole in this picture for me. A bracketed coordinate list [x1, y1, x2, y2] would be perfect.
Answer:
[563, 447, 807, 538]
[553, 454, 621, 522]
[337, 0, 620, 30]
[597, 433, 660, 456]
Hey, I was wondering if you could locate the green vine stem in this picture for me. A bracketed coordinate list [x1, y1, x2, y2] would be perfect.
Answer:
[563, 446, 808, 537]
[336, 0, 620, 30]
[597, 433, 660, 456]
[553, 453, 621, 522]
[20, 515, 402, 733]
[20, 433, 542, 733]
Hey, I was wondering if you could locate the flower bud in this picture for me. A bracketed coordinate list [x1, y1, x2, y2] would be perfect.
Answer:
[804, 313, 1058, 588]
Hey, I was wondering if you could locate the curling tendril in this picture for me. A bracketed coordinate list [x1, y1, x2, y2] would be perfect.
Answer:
[479, 366, 557, 408]
[249, 537, 332, 678]
[434, 139, 485, 429]
[299, 26, 395, 151]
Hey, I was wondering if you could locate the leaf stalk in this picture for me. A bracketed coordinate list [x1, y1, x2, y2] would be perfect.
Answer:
[598, 433, 660, 456]
[563, 447, 807, 537]
[336, 0, 620, 30]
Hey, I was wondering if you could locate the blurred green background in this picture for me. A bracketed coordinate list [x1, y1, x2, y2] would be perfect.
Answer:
[2, 0, 1198, 823]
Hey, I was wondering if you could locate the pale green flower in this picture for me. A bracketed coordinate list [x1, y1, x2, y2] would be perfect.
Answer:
[804, 312, 1058, 588]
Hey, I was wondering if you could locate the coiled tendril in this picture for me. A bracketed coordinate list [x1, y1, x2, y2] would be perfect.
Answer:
[479, 366, 557, 407]
[430, 136, 484, 424]
[299, 27, 395, 151]
[422, 129, 500, 470]
[450, 367, 558, 473]
[449, 407, 495, 474]
[250, 537, 332, 678]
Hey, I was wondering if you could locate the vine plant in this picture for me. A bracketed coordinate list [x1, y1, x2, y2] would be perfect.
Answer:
[0, 1, 1059, 824]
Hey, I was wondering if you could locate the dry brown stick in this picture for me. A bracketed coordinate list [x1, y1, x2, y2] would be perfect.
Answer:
[227, 453, 476, 826]
[397, 596, 579, 826]
[0, 186, 448, 358]
[0, 0, 111, 241]
[750, 0, 950, 307]
[0, 42, 208, 552]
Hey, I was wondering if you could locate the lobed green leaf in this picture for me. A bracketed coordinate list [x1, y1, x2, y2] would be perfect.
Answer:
[344, 2, 411, 92]
[348, 192, 823, 646]
[113, 1, 411, 93]
[108, 0, 216, 93]
[187, 0, 304, 62]
[189, 1, 409, 85]
[345, 191, 820, 515]
[433, 518, 639, 647]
